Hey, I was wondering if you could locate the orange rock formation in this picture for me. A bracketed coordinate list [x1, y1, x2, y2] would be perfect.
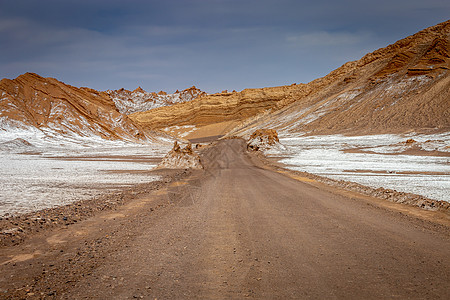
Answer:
[0, 73, 148, 141]
[130, 20, 450, 136]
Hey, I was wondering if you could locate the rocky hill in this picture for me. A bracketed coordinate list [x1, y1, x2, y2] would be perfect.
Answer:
[248, 20, 450, 136]
[0, 73, 149, 144]
[130, 20, 450, 137]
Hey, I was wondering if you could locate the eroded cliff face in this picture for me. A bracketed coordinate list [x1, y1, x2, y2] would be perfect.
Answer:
[128, 84, 306, 128]
[0, 73, 148, 142]
[130, 20, 450, 137]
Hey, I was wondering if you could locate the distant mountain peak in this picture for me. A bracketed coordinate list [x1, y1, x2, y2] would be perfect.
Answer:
[133, 86, 146, 93]
[107, 86, 206, 115]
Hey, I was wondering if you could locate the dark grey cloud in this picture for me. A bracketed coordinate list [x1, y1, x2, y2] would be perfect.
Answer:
[1, 0, 449, 93]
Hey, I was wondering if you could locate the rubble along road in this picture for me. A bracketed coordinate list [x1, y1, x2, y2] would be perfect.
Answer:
[1, 139, 449, 299]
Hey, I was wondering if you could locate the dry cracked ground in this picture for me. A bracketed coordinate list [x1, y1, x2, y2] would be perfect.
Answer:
[1, 139, 449, 299]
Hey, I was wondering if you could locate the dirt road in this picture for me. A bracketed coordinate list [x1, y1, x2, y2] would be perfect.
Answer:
[1, 139, 449, 299]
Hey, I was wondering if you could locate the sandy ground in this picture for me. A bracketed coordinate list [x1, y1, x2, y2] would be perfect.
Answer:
[0, 139, 449, 299]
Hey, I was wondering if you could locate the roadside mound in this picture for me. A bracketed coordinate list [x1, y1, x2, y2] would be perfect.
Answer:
[158, 142, 203, 169]
[247, 129, 286, 153]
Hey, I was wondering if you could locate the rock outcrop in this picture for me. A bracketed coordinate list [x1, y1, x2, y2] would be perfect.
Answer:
[157, 142, 203, 169]
[247, 129, 286, 153]
[128, 85, 302, 129]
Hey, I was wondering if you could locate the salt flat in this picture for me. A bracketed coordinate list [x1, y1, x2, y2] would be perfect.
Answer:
[277, 133, 450, 202]
[0, 140, 170, 216]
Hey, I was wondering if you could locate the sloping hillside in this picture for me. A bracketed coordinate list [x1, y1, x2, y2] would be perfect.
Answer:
[130, 20, 450, 138]
[238, 21, 450, 136]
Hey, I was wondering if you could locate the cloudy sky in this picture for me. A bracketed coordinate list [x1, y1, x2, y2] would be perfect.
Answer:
[1, 0, 449, 93]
